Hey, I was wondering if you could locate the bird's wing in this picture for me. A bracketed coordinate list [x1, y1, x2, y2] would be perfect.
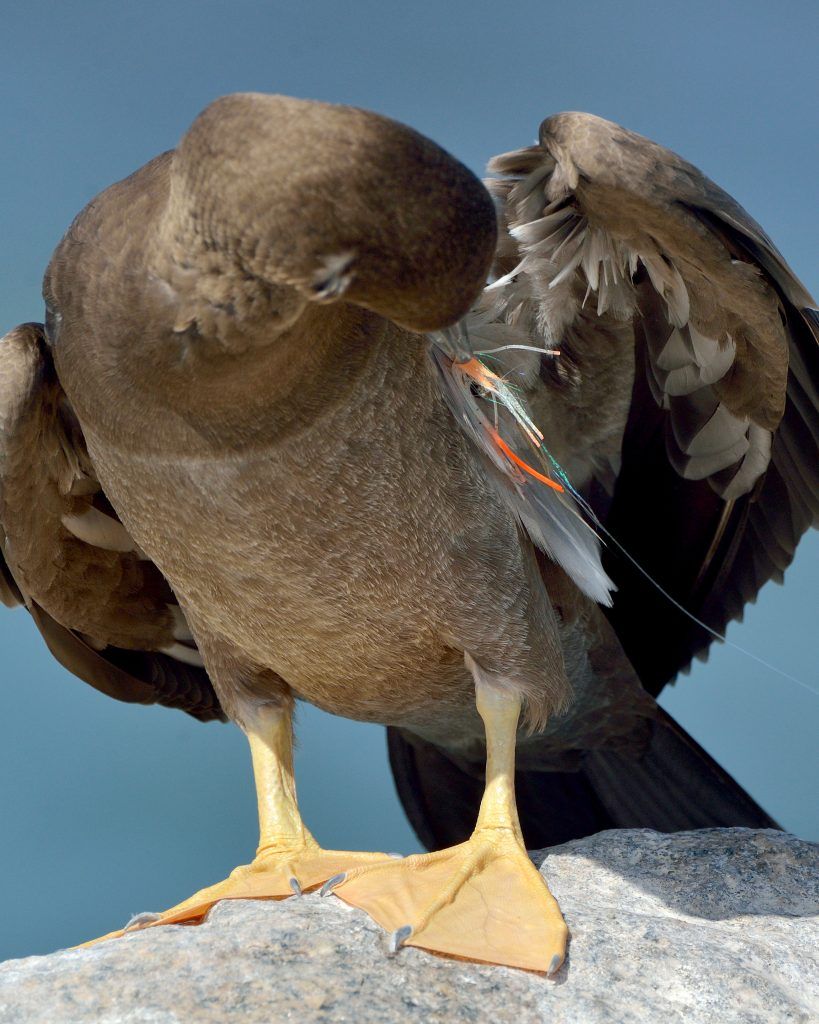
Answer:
[439, 112, 817, 693]
[0, 323, 223, 721]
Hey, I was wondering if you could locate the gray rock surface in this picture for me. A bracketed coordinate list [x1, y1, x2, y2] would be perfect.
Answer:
[0, 829, 816, 1024]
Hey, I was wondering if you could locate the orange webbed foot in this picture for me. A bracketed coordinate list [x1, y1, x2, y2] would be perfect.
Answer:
[77, 843, 393, 947]
[326, 828, 567, 973]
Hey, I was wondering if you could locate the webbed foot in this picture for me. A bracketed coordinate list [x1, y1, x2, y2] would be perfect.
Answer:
[326, 827, 567, 973]
[79, 842, 392, 946]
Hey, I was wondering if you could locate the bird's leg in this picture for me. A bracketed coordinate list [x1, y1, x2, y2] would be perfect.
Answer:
[246, 700, 321, 873]
[328, 663, 568, 973]
[81, 701, 390, 945]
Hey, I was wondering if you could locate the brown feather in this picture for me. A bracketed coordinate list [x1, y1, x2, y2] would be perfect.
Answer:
[482, 112, 817, 691]
[0, 323, 223, 721]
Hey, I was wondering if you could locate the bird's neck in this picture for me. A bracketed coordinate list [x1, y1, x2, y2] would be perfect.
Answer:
[61, 302, 401, 456]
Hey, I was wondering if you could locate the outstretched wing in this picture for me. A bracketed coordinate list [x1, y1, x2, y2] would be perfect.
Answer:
[448, 112, 817, 693]
[0, 323, 223, 721]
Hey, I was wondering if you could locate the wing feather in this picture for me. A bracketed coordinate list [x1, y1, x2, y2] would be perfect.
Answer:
[456, 113, 816, 690]
[0, 323, 224, 721]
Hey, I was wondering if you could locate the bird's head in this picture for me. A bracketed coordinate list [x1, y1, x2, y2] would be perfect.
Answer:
[148, 93, 497, 351]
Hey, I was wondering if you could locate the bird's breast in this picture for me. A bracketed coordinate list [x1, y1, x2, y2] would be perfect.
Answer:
[81, 338, 556, 738]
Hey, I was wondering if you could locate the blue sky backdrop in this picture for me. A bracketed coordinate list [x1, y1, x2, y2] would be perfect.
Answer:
[1, 0, 816, 961]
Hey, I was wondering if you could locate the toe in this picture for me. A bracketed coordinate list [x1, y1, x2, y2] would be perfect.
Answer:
[123, 911, 164, 932]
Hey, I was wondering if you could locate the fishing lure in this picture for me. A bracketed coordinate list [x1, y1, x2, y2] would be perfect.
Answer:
[429, 325, 615, 606]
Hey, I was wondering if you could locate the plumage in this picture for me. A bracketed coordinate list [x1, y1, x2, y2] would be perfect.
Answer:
[2, 95, 815, 971]
[0, 323, 222, 719]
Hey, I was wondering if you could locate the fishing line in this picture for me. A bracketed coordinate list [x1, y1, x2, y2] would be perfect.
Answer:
[547, 428, 818, 699]
[476, 344, 561, 357]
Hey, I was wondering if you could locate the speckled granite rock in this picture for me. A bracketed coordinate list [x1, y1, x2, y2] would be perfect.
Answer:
[0, 829, 816, 1023]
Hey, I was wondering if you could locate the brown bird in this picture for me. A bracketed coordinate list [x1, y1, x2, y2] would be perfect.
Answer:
[1, 94, 816, 973]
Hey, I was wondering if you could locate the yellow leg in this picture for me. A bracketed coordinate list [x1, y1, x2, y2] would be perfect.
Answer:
[80, 703, 390, 945]
[328, 672, 568, 973]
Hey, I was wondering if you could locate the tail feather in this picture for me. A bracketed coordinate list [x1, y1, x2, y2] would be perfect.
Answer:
[582, 707, 779, 831]
[387, 706, 778, 853]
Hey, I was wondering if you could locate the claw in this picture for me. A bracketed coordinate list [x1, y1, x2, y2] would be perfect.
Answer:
[288, 877, 302, 896]
[388, 924, 413, 955]
[548, 953, 563, 977]
[123, 911, 163, 932]
[320, 872, 347, 897]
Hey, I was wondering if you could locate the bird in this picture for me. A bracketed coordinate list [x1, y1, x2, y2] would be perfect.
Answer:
[1, 92, 816, 974]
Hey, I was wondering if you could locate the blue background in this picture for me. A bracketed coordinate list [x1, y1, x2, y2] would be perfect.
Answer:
[0, 0, 816, 961]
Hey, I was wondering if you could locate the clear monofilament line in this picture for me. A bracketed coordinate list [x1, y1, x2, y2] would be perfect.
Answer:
[599, 522, 819, 698]
[545, 450, 819, 699]
[476, 344, 561, 357]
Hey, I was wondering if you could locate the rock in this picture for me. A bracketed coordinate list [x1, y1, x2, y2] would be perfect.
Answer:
[0, 829, 816, 1023]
